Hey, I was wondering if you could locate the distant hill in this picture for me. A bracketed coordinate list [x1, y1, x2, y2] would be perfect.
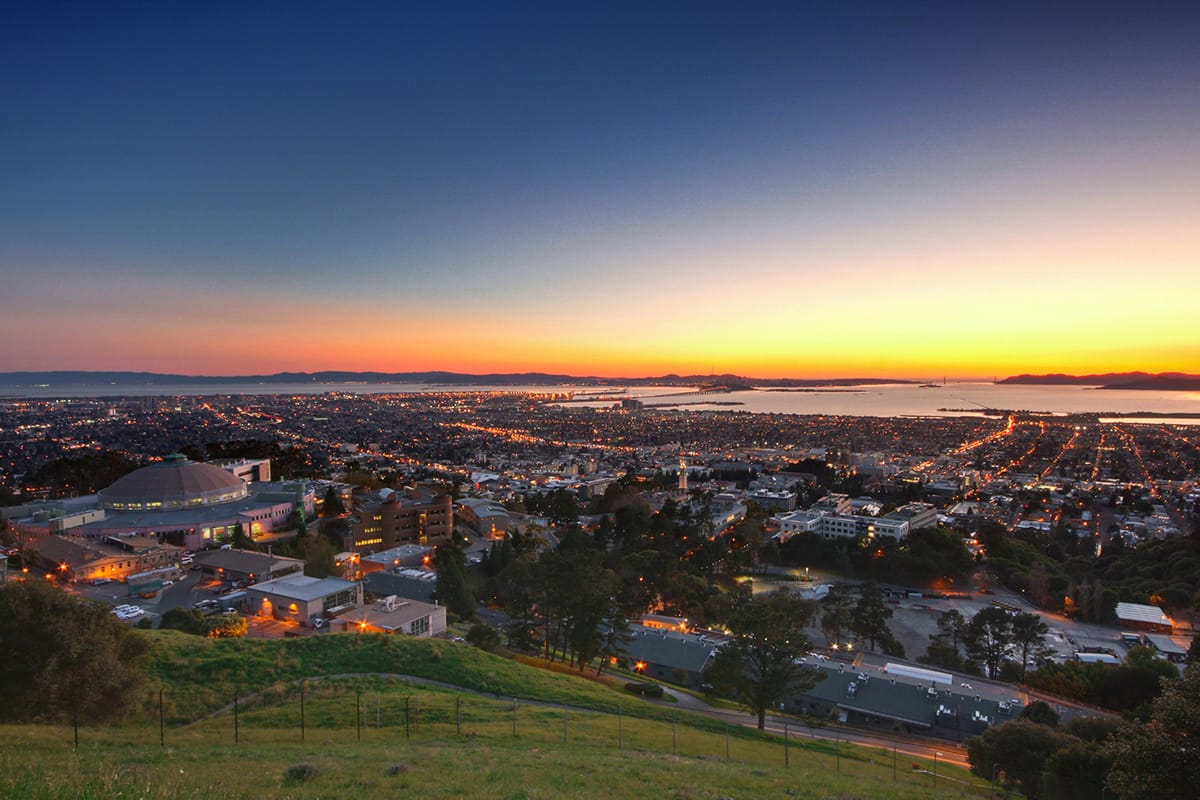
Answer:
[1000, 372, 1200, 390]
[0, 370, 916, 389]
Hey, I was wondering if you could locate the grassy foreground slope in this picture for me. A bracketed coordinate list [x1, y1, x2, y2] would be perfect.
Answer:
[1, 723, 988, 800]
[1, 632, 994, 799]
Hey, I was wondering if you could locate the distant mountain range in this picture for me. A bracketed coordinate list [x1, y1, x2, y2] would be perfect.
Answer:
[0, 370, 916, 389]
[999, 372, 1200, 391]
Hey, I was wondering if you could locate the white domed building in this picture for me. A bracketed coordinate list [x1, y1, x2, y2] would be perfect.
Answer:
[99, 454, 251, 511]
[8, 454, 315, 552]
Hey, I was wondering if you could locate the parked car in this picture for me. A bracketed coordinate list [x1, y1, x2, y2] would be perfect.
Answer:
[91, 578, 112, 586]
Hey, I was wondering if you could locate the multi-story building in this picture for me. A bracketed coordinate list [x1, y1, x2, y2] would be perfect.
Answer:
[773, 510, 824, 539]
[745, 488, 797, 512]
[772, 509, 909, 542]
[456, 497, 512, 538]
[883, 502, 938, 531]
[812, 493, 852, 515]
[345, 487, 453, 553]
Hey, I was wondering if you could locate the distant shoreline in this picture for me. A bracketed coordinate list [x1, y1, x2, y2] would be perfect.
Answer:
[938, 407, 1200, 419]
[0, 370, 916, 390]
[1000, 372, 1200, 391]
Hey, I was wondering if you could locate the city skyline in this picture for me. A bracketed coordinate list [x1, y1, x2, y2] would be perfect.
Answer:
[3, 2, 1198, 380]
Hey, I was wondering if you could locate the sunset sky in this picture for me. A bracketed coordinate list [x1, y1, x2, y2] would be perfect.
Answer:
[2, 2, 1198, 380]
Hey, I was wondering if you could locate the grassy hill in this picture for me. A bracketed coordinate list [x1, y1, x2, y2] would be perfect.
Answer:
[1, 631, 998, 799]
[140, 629, 699, 724]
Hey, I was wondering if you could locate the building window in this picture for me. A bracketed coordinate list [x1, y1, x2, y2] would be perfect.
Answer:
[410, 616, 430, 636]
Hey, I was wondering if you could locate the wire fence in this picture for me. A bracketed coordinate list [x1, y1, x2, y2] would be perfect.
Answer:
[86, 682, 1010, 798]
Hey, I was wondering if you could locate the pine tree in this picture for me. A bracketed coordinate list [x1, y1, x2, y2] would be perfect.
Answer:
[850, 580, 894, 651]
[435, 544, 476, 621]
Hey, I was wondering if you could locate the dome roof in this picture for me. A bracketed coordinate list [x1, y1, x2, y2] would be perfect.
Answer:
[98, 454, 248, 511]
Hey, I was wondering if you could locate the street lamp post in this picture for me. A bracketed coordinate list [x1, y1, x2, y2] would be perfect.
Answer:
[934, 751, 942, 792]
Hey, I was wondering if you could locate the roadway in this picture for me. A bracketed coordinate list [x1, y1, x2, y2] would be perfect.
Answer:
[656, 686, 971, 768]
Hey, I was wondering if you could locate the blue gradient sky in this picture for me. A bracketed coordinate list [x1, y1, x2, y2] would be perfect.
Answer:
[2, 1, 1198, 378]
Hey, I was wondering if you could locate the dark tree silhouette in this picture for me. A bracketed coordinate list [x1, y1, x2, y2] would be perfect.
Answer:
[706, 590, 820, 729]
[0, 580, 148, 724]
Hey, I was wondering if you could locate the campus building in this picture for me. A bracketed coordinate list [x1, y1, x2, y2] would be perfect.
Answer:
[341, 487, 453, 554]
[246, 573, 362, 627]
[455, 497, 511, 539]
[5, 455, 315, 552]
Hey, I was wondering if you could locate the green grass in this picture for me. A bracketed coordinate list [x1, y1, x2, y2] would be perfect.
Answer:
[140, 631, 719, 729]
[1, 714, 994, 800]
[12, 631, 999, 799]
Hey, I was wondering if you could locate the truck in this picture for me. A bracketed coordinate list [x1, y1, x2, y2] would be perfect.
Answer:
[883, 662, 953, 686]
[126, 566, 182, 596]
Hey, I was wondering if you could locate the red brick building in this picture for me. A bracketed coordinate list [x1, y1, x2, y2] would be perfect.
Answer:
[343, 487, 452, 554]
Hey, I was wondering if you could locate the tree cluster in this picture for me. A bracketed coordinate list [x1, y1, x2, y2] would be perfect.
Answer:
[493, 529, 627, 671]
[778, 527, 974, 585]
[921, 607, 1052, 680]
[978, 518, 1200, 623]
[23, 451, 138, 497]
[158, 608, 247, 638]
[967, 713, 1118, 800]
[1106, 663, 1200, 799]
[817, 582, 904, 656]
[1023, 646, 1178, 715]
[969, 663, 1200, 800]
[0, 580, 148, 724]
[434, 541, 477, 621]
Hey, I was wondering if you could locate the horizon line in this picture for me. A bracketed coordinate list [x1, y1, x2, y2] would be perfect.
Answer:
[0, 367, 1187, 384]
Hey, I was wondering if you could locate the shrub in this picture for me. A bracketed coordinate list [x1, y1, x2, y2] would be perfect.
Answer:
[466, 623, 501, 651]
[284, 764, 319, 784]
